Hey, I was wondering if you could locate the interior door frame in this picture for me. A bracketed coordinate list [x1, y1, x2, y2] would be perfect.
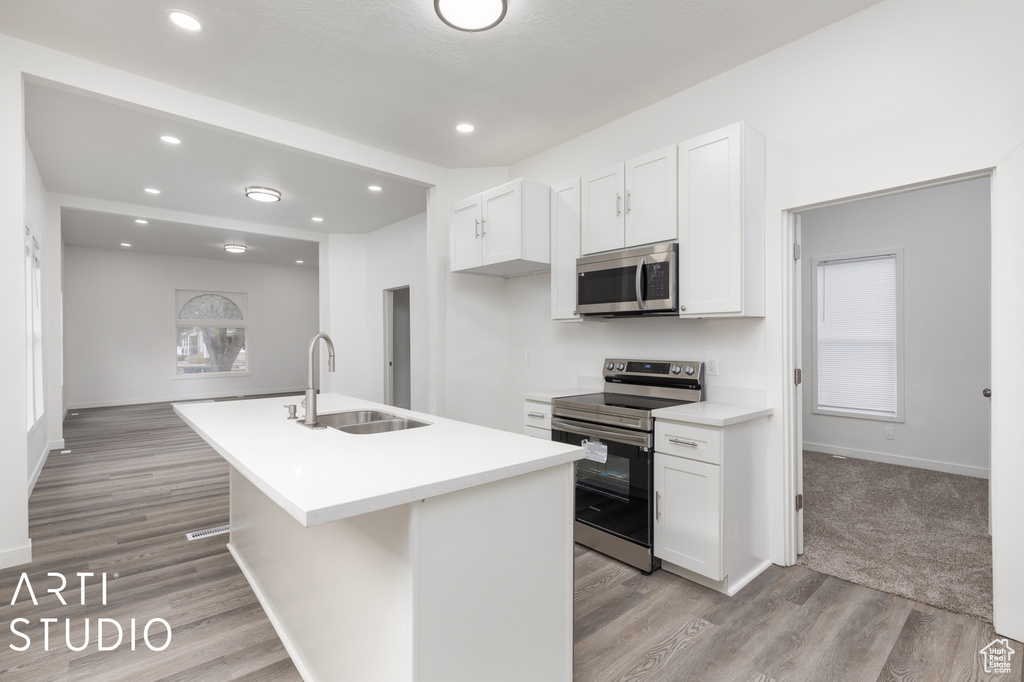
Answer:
[778, 160, 996, 569]
[382, 284, 412, 408]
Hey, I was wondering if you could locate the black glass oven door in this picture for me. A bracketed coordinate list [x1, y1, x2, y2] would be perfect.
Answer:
[551, 422, 652, 546]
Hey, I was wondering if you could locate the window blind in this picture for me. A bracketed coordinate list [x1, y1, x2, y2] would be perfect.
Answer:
[816, 254, 897, 416]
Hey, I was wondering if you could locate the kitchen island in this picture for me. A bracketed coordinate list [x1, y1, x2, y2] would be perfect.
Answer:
[174, 394, 583, 682]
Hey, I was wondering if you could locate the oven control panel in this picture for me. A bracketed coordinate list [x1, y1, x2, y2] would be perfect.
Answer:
[603, 358, 703, 381]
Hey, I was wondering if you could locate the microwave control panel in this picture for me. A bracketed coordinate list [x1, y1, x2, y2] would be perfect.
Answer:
[646, 262, 671, 300]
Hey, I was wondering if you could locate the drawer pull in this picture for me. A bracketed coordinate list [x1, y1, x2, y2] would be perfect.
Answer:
[668, 437, 699, 448]
[527, 411, 546, 419]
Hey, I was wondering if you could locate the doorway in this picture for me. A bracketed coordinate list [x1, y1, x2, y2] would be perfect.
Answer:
[384, 286, 411, 410]
[793, 176, 992, 620]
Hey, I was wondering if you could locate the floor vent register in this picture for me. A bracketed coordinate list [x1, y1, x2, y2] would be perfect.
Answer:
[185, 524, 230, 541]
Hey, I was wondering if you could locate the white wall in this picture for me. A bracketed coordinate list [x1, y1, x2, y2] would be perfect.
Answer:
[24, 141, 58, 490]
[64, 245, 319, 407]
[800, 178, 991, 477]
[326, 212, 430, 411]
[1, 65, 31, 569]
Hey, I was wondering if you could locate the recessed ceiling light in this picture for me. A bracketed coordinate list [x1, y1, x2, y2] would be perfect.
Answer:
[145, 187, 161, 194]
[311, 216, 324, 222]
[168, 10, 202, 32]
[296, 260, 304, 264]
[456, 123, 475, 133]
[160, 135, 181, 144]
[368, 185, 382, 192]
[121, 243, 132, 248]
[245, 186, 281, 202]
[435, 0, 507, 32]
[135, 219, 148, 225]
[224, 244, 247, 254]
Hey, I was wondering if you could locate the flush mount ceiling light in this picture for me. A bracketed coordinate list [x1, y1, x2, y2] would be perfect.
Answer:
[368, 185, 382, 192]
[435, 0, 507, 32]
[168, 10, 202, 32]
[160, 135, 181, 144]
[296, 260, 304, 264]
[224, 244, 247, 254]
[120, 243, 132, 248]
[244, 186, 281, 202]
[456, 122, 475, 133]
[135, 219, 148, 224]
[145, 187, 161, 194]
[312, 216, 324, 222]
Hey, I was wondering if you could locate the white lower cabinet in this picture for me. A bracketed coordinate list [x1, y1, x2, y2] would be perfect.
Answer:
[655, 452, 722, 579]
[653, 416, 770, 595]
[523, 399, 553, 439]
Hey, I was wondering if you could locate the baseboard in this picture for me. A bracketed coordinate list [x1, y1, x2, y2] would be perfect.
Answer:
[803, 441, 989, 479]
[661, 558, 773, 597]
[28, 443, 57, 495]
[227, 542, 313, 682]
[67, 388, 305, 411]
[0, 540, 33, 570]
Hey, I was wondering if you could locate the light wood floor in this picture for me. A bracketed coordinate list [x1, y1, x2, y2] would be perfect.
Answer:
[2, 402, 1021, 681]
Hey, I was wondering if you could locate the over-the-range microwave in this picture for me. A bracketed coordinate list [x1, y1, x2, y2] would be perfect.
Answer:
[575, 242, 679, 317]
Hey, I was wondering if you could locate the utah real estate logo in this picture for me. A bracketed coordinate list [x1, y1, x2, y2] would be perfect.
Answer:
[979, 638, 1016, 675]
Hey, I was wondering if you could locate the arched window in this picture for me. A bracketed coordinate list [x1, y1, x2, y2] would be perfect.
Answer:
[175, 291, 250, 376]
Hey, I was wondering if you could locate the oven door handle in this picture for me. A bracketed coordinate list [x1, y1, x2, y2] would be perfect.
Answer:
[551, 418, 652, 448]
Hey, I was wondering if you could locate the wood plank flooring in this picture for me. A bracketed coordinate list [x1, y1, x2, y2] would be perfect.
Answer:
[0, 401, 302, 682]
[574, 547, 1023, 681]
[2, 401, 1021, 681]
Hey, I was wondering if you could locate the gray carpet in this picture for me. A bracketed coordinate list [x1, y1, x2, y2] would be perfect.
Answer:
[797, 451, 992, 622]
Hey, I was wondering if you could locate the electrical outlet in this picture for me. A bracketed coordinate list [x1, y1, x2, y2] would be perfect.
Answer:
[884, 426, 895, 440]
[706, 356, 719, 376]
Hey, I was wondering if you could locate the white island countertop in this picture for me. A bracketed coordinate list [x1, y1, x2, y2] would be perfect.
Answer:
[174, 394, 583, 527]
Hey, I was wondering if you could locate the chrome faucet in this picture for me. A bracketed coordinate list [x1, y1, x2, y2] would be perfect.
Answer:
[300, 332, 335, 429]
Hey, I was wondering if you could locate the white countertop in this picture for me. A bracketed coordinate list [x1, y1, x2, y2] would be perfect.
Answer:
[652, 402, 774, 427]
[174, 394, 583, 527]
[522, 387, 595, 402]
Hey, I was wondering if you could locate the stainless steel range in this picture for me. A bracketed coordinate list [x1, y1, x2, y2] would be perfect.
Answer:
[551, 359, 705, 572]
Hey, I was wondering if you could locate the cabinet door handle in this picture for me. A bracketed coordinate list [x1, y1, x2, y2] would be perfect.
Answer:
[626, 190, 632, 215]
[527, 411, 545, 419]
[475, 218, 480, 237]
[668, 437, 699, 448]
[616, 192, 622, 217]
[656, 491, 661, 520]
[481, 218, 486, 236]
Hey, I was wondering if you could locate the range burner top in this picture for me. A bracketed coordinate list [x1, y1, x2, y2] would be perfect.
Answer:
[550, 358, 705, 432]
[558, 392, 692, 412]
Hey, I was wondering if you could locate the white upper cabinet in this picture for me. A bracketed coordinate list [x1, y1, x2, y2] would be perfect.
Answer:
[450, 178, 551, 277]
[581, 145, 677, 256]
[550, 178, 581, 321]
[678, 122, 765, 318]
[624, 146, 678, 248]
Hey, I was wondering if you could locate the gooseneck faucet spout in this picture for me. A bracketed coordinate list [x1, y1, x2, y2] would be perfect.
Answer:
[301, 332, 335, 429]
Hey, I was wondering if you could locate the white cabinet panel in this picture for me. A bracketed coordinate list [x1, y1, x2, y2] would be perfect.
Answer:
[450, 196, 483, 272]
[678, 122, 765, 318]
[625, 145, 677, 248]
[581, 164, 625, 255]
[550, 178, 581, 321]
[481, 181, 522, 265]
[655, 453, 722, 580]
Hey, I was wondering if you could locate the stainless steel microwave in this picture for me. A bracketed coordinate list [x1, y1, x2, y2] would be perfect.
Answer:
[576, 242, 679, 316]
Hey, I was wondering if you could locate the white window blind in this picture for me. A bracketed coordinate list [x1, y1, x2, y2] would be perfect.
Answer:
[815, 253, 899, 418]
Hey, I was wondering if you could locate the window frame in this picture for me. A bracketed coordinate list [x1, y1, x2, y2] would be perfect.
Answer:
[173, 290, 252, 380]
[811, 247, 905, 423]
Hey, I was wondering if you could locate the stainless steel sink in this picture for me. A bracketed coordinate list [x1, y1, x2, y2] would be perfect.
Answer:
[315, 410, 430, 435]
[335, 418, 430, 435]
[315, 410, 398, 428]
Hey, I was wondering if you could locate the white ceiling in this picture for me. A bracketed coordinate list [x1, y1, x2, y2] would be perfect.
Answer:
[6, 0, 884, 260]
[61, 207, 320, 267]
